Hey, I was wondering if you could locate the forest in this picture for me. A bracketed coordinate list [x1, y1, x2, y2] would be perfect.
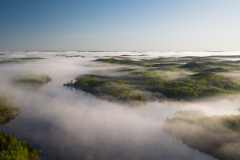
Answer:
[95, 56, 240, 71]
[0, 132, 41, 160]
[64, 56, 240, 103]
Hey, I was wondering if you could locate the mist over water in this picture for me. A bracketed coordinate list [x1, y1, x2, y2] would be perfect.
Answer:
[1, 51, 240, 160]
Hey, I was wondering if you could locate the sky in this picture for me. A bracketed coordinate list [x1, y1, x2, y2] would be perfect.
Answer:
[0, 0, 240, 51]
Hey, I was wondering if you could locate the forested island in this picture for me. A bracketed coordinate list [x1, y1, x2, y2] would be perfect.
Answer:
[0, 57, 44, 64]
[64, 56, 240, 103]
[13, 74, 52, 85]
[0, 94, 20, 125]
[0, 132, 41, 160]
[163, 110, 240, 160]
[56, 54, 85, 58]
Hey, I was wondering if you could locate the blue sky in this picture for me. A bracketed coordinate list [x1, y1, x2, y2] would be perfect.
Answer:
[0, 0, 240, 51]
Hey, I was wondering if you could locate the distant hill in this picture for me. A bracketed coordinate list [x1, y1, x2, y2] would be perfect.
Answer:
[202, 68, 228, 72]
[179, 62, 207, 71]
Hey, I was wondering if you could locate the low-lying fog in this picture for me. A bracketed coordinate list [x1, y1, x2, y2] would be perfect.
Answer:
[1, 51, 240, 160]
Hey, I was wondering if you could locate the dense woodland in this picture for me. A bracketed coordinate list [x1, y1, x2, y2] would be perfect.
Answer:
[64, 56, 240, 103]
[0, 132, 41, 160]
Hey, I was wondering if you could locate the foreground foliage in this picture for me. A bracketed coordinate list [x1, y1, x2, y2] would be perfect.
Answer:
[163, 110, 240, 160]
[0, 132, 41, 160]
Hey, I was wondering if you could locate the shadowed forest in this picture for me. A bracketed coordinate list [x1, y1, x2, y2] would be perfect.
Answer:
[163, 110, 240, 160]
